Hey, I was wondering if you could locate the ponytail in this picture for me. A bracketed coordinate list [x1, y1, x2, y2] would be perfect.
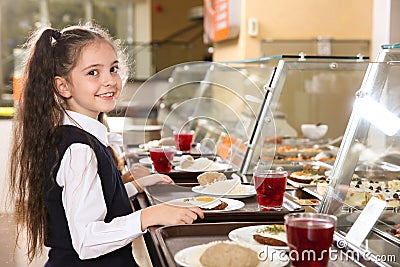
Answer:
[9, 27, 64, 262]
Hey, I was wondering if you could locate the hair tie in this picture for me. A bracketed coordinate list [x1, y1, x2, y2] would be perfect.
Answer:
[51, 30, 62, 40]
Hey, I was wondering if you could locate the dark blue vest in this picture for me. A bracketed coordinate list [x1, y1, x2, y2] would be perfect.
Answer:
[44, 125, 138, 267]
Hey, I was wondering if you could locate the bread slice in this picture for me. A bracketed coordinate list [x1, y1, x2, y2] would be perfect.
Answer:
[200, 242, 259, 267]
[197, 172, 227, 186]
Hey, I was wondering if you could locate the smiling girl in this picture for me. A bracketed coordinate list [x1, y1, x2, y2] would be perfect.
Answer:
[8, 23, 203, 267]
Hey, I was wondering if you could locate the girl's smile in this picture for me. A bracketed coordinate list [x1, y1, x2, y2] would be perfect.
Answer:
[55, 41, 122, 119]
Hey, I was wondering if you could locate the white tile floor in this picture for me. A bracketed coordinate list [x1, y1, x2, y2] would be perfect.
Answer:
[0, 213, 152, 267]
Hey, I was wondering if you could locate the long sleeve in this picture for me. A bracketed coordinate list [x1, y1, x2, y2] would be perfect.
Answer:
[56, 143, 145, 259]
[124, 182, 138, 198]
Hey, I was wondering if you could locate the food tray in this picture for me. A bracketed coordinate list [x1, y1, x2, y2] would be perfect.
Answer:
[155, 222, 361, 267]
[154, 222, 268, 267]
[143, 184, 304, 222]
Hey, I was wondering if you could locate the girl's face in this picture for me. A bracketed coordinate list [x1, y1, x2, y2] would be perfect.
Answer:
[57, 41, 122, 119]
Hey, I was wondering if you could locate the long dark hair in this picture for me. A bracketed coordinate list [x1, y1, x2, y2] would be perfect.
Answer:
[8, 22, 128, 262]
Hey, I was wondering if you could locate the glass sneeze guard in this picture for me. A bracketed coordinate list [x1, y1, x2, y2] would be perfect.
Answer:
[319, 45, 400, 266]
[242, 56, 369, 175]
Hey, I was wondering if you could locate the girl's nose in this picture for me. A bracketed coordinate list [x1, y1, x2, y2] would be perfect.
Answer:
[104, 75, 117, 87]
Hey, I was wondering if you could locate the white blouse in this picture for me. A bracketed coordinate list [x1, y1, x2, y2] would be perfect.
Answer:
[55, 110, 145, 260]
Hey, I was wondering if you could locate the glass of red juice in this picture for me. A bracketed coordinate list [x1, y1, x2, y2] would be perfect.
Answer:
[284, 212, 337, 267]
[149, 147, 175, 172]
[253, 170, 287, 211]
[173, 130, 194, 152]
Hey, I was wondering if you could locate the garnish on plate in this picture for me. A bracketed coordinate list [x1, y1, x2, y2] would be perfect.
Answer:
[255, 224, 285, 235]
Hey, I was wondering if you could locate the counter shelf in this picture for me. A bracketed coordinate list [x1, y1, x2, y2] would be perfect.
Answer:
[141, 183, 305, 223]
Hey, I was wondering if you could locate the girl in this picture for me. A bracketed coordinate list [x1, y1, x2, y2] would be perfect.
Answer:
[8, 23, 203, 267]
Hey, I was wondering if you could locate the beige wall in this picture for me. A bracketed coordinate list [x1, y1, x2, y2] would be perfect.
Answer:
[214, 0, 373, 61]
[151, 0, 202, 41]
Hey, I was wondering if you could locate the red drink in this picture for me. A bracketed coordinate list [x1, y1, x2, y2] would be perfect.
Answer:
[254, 170, 287, 211]
[285, 213, 337, 267]
[174, 131, 194, 152]
[149, 147, 175, 172]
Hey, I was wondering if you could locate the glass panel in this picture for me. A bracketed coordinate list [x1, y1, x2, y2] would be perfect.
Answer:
[248, 58, 369, 176]
[320, 55, 400, 262]
[123, 61, 277, 172]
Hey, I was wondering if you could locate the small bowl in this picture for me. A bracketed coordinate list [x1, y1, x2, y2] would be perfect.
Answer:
[301, 124, 328, 140]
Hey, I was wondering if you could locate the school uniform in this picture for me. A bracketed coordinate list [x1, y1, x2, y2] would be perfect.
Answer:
[44, 110, 144, 267]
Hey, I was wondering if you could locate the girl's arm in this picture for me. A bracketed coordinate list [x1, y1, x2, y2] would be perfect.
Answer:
[57, 144, 145, 260]
[57, 144, 203, 259]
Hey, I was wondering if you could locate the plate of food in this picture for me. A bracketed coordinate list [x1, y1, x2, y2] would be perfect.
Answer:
[192, 174, 256, 199]
[138, 137, 176, 152]
[139, 156, 182, 167]
[228, 224, 289, 251]
[192, 184, 256, 199]
[175, 156, 231, 172]
[174, 240, 288, 267]
[287, 171, 326, 187]
[168, 196, 244, 212]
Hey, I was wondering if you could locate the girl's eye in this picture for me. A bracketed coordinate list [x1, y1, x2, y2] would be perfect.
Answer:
[110, 66, 119, 73]
[88, 70, 98, 76]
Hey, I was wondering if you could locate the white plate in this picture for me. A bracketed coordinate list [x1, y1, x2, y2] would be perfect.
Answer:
[192, 184, 257, 199]
[228, 225, 289, 251]
[139, 157, 181, 167]
[175, 163, 231, 172]
[287, 178, 318, 188]
[174, 241, 289, 267]
[138, 157, 152, 166]
[169, 197, 244, 212]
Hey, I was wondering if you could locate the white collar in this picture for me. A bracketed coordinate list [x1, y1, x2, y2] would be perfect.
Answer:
[63, 110, 109, 146]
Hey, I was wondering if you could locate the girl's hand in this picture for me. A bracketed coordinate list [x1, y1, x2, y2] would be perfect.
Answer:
[132, 174, 174, 193]
[140, 203, 204, 230]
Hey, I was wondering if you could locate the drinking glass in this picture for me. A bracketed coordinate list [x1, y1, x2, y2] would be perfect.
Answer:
[284, 212, 337, 267]
[173, 130, 194, 152]
[253, 169, 287, 211]
[149, 147, 175, 172]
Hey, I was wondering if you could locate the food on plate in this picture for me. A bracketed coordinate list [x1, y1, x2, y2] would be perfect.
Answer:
[264, 136, 282, 144]
[252, 224, 287, 247]
[197, 171, 227, 186]
[199, 242, 259, 267]
[289, 171, 324, 184]
[179, 155, 194, 169]
[344, 178, 400, 208]
[316, 181, 329, 196]
[139, 137, 176, 152]
[139, 140, 161, 151]
[294, 199, 321, 206]
[303, 164, 327, 175]
[158, 137, 176, 146]
[183, 196, 228, 210]
[201, 178, 250, 195]
[179, 157, 225, 171]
